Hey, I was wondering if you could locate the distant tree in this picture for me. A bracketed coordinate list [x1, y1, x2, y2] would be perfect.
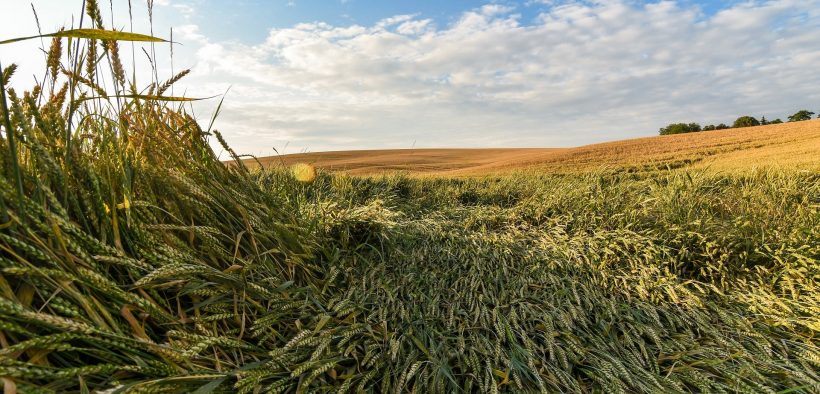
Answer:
[769, 118, 783, 124]
[703, 124, 716, 131]
[733, 116, 760, 128]
[715, 123, 730, 130]
[659, 122, 702, 135]
[788, 110, 815, 122]
[760, 116, 768, 125]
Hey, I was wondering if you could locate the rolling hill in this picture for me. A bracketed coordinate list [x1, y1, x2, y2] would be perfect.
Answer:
[253, 119, 820, 175]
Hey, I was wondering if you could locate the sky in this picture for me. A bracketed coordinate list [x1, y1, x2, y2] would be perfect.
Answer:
[2, 0, 820, 156]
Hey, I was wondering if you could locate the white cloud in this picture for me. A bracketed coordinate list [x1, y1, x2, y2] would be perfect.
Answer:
[171, 4, 196, 16]
[5, 1, 820, 156]
[480, 4, 516, 16]
[179, 0, 820, 155]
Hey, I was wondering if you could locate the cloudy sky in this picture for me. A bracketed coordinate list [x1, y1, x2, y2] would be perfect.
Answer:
[2, 0, 819, 155]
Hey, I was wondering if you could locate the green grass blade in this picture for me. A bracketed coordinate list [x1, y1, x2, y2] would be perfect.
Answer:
[0, 61, 25, 226]
[207, 88, 230, 134]
[0, 28, 166, 45]
[75, 94, 217, 103]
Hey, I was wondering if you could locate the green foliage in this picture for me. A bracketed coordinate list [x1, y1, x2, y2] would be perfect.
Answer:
[659, 122, 701, 135]
[769, 118, 783, 124]
[788, 110, 815, 122]
[1, 3, 819, 393]
[700, 123, 730, 131]
[733, 116, 761, 128]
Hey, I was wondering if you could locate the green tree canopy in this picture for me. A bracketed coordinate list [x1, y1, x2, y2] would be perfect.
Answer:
[659, 122, 702, 135]
[787, 110, 815, 122]
[733, 116, 760, 128]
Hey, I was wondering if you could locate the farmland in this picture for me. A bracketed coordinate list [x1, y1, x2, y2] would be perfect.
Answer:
[0, 2, 819, 393]
[262, 119, 820, 175]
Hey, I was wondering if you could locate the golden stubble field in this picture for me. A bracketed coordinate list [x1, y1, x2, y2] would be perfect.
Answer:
[257, 119, 820, 175]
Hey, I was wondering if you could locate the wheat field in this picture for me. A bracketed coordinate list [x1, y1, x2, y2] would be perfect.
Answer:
[0, 2, 818, 393]
[261, 119, 820, 175]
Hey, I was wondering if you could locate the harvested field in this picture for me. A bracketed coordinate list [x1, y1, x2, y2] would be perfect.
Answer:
[260, 120, 820, 175]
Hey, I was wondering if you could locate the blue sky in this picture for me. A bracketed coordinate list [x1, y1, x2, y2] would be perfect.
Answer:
[3, 1, 820, 155]
[185, 1, 740, 41]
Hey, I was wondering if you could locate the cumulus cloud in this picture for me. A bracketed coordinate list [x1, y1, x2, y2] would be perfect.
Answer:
[176, 0, 820, 155]
[6, 1, 820, 155]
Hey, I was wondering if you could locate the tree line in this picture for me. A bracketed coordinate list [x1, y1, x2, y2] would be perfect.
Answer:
[659, 110, 817, 135]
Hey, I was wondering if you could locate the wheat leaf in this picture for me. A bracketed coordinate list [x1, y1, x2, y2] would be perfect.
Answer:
[1, 28, 166, 45]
